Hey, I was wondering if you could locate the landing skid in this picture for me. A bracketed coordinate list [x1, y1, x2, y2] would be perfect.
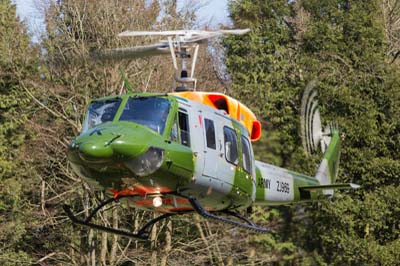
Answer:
[184, 195, 270, 233]
[63, 194, 270, 240]
[63, 195, 175, 240]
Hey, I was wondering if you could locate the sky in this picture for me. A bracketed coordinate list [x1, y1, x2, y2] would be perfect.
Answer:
[14, 0, 230, 42]
[195, 0, 230, 26]
[14, 0, 45, 42]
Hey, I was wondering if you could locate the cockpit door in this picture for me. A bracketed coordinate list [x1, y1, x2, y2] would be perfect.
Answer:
[201, 115, 222, 178]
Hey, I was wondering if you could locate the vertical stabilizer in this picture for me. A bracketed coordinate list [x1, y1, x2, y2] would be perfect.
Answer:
[315, 130, 341, 196]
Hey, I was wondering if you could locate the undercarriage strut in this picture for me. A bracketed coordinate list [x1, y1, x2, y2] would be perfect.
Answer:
[63, 193, 270, 240]
[184, 195, 271, 233]
[63, 195, 175, 240]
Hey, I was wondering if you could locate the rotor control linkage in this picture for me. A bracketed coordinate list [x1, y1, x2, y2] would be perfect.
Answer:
[185, 195, 271, 233]
[63, 196, 175, 240]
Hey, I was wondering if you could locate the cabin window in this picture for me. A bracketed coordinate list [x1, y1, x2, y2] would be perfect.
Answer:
[178, 111, 190, 147]
[119, 96, 170, 135]
[82, 98, 122, 133]
[170, 117, 179, 142]
[223, 126, 238, 165]
[204, 118, 216, 149]
[241, 136, 252, 174]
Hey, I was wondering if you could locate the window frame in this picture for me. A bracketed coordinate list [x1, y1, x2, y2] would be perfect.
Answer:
[178, 110, 190, 147]
[169, 116, 179, 142]
[118, 96, 170, 135]
[223, 126, 239, 166]
[241, 135, 253, 174]
[81, 98, 122, 133]
[204, 118, 216, 150]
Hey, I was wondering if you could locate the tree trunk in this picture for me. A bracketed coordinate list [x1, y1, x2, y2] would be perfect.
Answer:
[109, 203, 119, 265]
[150, 213, 158, 265]
[41, 179, 46, 215]
[89, 228, 96, 266]
[82, 188, 96, 266]
[227, 256, 234, 266]
[100, 229, 108, 265]
[205, 221, 223, 266]
[195, 215, 214, 264]
[160, 219, 172, 266]
[100, 192, 108, 266]
[248, 248, 256, 266]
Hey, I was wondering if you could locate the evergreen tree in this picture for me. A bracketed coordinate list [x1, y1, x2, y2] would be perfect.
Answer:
[226, 0, 312, 170]
[226, 0, 400, 265]
[0, 0, 38, 265]
[297, 1, 400, 264]
[226, 1, 316, 263]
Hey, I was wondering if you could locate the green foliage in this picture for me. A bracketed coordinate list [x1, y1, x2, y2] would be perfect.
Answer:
[302, 186, 400, 265]
[0, 0, 31, 178]
[227, 0, 400, 265]
[0, 1, 38, 264]
[226, 0, 312, 172]
[0, 250, 32, 266]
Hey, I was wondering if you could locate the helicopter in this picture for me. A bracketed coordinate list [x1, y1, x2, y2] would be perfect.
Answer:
[64, 29, 359, 240]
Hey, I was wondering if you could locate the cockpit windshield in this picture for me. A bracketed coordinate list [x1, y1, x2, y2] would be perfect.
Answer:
[119, 96, 170, 135]
[81, 98, 122, 133]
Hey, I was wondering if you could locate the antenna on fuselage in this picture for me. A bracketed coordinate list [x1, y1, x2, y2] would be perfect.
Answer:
[97, 29, 250, 91]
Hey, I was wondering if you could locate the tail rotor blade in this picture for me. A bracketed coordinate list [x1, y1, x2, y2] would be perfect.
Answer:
[301, 80, 324, 154]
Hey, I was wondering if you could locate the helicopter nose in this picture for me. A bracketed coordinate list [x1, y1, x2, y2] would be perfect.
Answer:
[78, 141, 113, 158]
[109, 138, 147, 157]
[69, 124, 156, 162]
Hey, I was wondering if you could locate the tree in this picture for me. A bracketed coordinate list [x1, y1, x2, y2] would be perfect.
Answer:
[225, 0, 316, 263]
[226, 0, 400, 265]
[296, 1, 400, 264]
[0, 0, 39, 265]
[31, 1, 225, 265]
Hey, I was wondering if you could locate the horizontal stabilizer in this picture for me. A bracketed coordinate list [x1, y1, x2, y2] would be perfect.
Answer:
[299, 183, 360, 192]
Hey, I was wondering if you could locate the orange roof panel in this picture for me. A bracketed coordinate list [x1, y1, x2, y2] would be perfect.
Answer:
[171, 91, 261, 141]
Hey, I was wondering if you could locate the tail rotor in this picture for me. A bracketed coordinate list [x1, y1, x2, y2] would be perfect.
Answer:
[300, 80, 333, 155]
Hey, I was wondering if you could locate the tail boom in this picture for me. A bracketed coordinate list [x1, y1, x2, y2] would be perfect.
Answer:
[253, 161, 320, 206]
[253, 130, 357, 205]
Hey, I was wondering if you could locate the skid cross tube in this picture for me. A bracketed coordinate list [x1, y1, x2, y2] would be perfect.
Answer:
[185, 195, 271, 233]
[63, 195, 176, 240]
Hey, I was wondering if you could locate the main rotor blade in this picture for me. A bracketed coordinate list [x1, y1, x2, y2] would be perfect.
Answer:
[118, 29, 250, 43]
[182, 29, 251, 44]
[93, 44, 169, 60]
[218, 29, 251, 35]
[119, 29, 250, 37]
[118, 30, 199, 37]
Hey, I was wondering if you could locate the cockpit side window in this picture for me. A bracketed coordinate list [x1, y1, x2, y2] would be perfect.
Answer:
[82, 98, 122, 133]
[119, 96, 170, 135]
[170, 117, 179, 142]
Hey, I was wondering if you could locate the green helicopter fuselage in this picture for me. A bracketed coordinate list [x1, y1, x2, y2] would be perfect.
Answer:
[68, 92, 341, 213]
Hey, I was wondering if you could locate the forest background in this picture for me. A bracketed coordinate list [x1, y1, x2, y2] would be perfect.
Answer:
[0, 0, 399, 265]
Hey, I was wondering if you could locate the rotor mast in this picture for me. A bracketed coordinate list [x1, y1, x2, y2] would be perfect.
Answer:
[112, 29, 250, 91]
[167, 36, 199, 91]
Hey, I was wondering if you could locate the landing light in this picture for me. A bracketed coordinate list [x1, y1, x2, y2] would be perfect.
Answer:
[124, 147, 164, 177]
[153, 196, 163, 207]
